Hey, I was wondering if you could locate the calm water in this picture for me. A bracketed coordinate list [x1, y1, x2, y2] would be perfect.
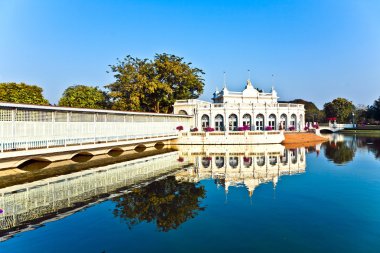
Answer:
[1, 134, 380, 253]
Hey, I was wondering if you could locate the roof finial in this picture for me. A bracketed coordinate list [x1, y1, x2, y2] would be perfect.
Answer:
[223, 71, 227, 89]
[248, 69, 251, 80]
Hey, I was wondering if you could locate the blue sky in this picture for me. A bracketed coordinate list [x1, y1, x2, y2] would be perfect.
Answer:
[1, 0, 379, 108]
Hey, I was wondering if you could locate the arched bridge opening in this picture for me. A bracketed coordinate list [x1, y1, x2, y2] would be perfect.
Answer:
[71, 152, 94, 163]
[17, 157, 52, 171]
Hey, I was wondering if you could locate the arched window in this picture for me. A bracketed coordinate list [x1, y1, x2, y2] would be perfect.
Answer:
[229, 157, 239, 168]
[268, 114, 276, 130]
[201, 114, 210, 130]
[215, 114, 224, 131]
[228, 114, 238, 131]
[215, 156, 225, 168]
[255, 114, 264, 131]
[178, 110, 188, 115]
[243, 114, 251, 130]
[290, 114, 297, 130]
[280, 114, 287, 130]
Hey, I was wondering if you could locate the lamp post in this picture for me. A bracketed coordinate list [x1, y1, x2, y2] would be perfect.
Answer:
[352, 112, 355, 128]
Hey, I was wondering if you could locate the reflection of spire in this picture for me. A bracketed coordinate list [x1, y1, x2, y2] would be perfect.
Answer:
[224, 181, 230, 204]
[273, 176, 278, 189]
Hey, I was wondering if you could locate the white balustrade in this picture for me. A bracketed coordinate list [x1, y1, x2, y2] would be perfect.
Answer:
[0, 103, 191, 152]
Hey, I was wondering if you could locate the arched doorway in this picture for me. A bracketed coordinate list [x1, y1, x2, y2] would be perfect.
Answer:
[280, 114, 287, 130]
[229, 114, 238, 131]
[201, 114, 210, 130]
[268, 114, 276, 130]
[290, 114, 297, 130]
[255, 114, 264, 131]
[242, 114, 252, 130]
[215, 114, 224, 131]
[178, 110, 188, 115]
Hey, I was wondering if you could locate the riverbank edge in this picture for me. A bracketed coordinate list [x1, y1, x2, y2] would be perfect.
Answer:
[282, 132, 328, 144]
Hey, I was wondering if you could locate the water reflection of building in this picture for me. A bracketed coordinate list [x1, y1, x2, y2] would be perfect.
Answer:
[0, 151, 187, 241]
[176, 145, 306, 196]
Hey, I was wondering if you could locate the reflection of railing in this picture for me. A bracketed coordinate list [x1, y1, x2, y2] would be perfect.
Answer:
[0, 152, 186, 238]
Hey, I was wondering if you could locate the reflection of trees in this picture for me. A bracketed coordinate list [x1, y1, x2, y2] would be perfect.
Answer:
[368, 139, 380, 159]
[112, 176, 206, 232]
[324, 141, 355, 164]
[359, 137, 380, 159]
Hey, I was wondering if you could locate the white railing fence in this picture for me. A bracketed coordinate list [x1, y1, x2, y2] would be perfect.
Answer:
[0, 103, 190, 152]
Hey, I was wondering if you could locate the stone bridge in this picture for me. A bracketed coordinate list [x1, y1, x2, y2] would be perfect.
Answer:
[306, 122, 356, 133]
[0, 102, 190, 169]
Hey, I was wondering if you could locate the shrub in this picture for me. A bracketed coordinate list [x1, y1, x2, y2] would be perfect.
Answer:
[190, 127, 198, 132]
[288, 126, 295, 131]
[304, 126, 309, 131]
[176, 125, 184, 131]
[265, 126, 273, 131]
[205, 127, 215, 132]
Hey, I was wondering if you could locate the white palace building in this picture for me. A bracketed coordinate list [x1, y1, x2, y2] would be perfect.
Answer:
[173, 79, 305, 132]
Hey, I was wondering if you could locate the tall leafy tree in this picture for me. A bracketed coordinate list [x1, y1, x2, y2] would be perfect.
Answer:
[0, 82, 49, 105]
[106, 53, 205, 113]
[153, 53, 205, 112]
[58, 85, 109, 109]
[368, 97, 380, 121]
[287, 99, 322, 122]
[323, 98, 355, 123]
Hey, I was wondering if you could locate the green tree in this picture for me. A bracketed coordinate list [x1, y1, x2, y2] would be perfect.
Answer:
[288, 99, 321, 122]
[323, 98, 355, 123]
[368, 97, 380, 121]
[112, 176, 206, 232]
[58, 85, 109, 109]
[153, 53, 205, 112]
[106, 53, 205, 113]
[0, 82, 49, 105]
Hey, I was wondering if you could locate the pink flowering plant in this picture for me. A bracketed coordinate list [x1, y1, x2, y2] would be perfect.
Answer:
[265, 126, 273, 131]
[176, 125, 184, 131]
[237, 125, 250, 131]
[190, 127, 199, 132]
[205, 127, 215, 132]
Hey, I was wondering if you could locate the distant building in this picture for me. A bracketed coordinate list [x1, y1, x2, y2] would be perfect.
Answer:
[173, 79, 305, 131]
